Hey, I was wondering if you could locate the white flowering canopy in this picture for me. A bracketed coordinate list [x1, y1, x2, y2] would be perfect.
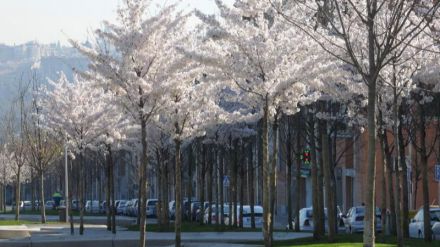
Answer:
[70, 0, 192, 127]
[187, 0, 342, 122]
[0, 149, 15, 184]
[39, 73, 120, 155]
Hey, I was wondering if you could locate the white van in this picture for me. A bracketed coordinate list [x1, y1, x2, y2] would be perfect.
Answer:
[85, 200, 100, 213]
[226, 205, 263, 228]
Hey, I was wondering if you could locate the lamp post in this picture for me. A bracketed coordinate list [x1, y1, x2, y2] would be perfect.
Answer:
[64, 144, 69, 222]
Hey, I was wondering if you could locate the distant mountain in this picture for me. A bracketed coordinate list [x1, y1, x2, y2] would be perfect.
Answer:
[0, 41, 88, 114]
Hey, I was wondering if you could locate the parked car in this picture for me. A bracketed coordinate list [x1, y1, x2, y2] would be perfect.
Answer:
[129, 199, 139, 217]
[409, 206, 440, 239]
[343, 206, 381, 234]
[45, 200, 55, 210]
[190, 202, 200, 220]
[204, 204, 229, 224]
[286, 207, 328, 231]
[192, 201, 210, 221]
[71, 200, 79, 211]
[146, 199, 158, 218]
[22, 201, 32, 211]
[117, 200, 127, 215]
[183, 198, 197, 220]
[100, 201, 108, 214]
[169, 201, 176, 220]
[225, 205, 263, 228]
[85, 200, 101, 213]
[12, 201, 24, 211]
[124, 200, 134, 216]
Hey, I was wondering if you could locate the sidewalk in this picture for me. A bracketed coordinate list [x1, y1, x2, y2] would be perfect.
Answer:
[0, 224, 312, 247]
[0, 214, 148, 226]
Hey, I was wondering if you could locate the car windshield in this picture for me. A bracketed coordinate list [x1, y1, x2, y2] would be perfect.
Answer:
[147, 200, 157, 206]
[355, 207, 381, 216]
[431, 210, 440, 221]
[306, 209, 328, 218]
[243, 213, 263, 217]
[208, 206, 229, 214]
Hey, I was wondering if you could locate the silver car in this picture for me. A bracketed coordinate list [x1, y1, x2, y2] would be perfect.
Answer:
[343, 206, 381, 234]
[124, 200, 134, 216]
[146, 199, 158, 217]
[117, 200, 127, 215]
[286, 207, 328, 231]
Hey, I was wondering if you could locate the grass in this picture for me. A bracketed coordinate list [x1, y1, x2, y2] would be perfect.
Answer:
[1, 210, 104, 217]
[127, 222, 264, 232]
[272, 234, 440, 247]
[0, 220, 61, 226]
[0, 220, 36, 226]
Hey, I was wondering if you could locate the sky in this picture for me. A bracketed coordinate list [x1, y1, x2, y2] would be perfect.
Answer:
[0, 0, 228, 46]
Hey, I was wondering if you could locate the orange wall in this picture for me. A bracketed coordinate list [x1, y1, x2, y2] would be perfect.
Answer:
[356, 123, 439, 211]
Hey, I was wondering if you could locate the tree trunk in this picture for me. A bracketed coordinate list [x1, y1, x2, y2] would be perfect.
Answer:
[188, 145, 194, 222]
[363, 2, 378, 246]
[106, 151, 111, 231]
[0, 184, 3, 212]
[418, 103, 431, 242]
[295, 116, 302, 233]
[262, 98, 272, 247]
[317, 121, 325, 237]
[239, 141, 245, 229]
[208, 145, 213, 225]
[163, 151, 169, 226]
[228, 136, 233, 228]
[378, 109, 395, 237]
[139, 119, 148, 247]
[156, 149, 163, 229]
[161, 148, 169, 227]
[269, 116, 279, 236]
[310, 113, 322, 239]
[109, 147, 116, 234]
[380, 126, 396, 235]
[79, 151, 85, 235]
[287, 117, 293, 231]
[31, 169, 35, 212]
[215, 148, 220, 226]
[15, 167, 21, 221]
[199, 144, 206, 225]
[174, 139, 182, 247]
[393, 86, 403, 247]
[378, 130, 388, 236]
[69, 158, 74, 235]
[398, 108, 409, 238]
[39, 169, 46, 223]
[233, 140, 238, 228]
[220, 148, 225, 225]
[321, 119, 336, 242]
[248, 140, 255, 229]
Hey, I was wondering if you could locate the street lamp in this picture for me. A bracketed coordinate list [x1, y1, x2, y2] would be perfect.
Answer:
[64, 144, 69, 223]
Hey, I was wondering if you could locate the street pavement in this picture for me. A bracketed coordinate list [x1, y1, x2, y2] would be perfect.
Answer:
[0, 223, 312, 247]
[0, 214, 155, 226]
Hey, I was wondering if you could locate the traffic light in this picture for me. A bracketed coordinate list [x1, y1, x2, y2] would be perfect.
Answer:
[303, 148, 311, 165]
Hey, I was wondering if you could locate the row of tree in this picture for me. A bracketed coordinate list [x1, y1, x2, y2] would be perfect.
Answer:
[1, 1, 440, 247]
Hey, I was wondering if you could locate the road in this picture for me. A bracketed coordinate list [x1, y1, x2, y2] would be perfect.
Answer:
[0, 223, 311, 247]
